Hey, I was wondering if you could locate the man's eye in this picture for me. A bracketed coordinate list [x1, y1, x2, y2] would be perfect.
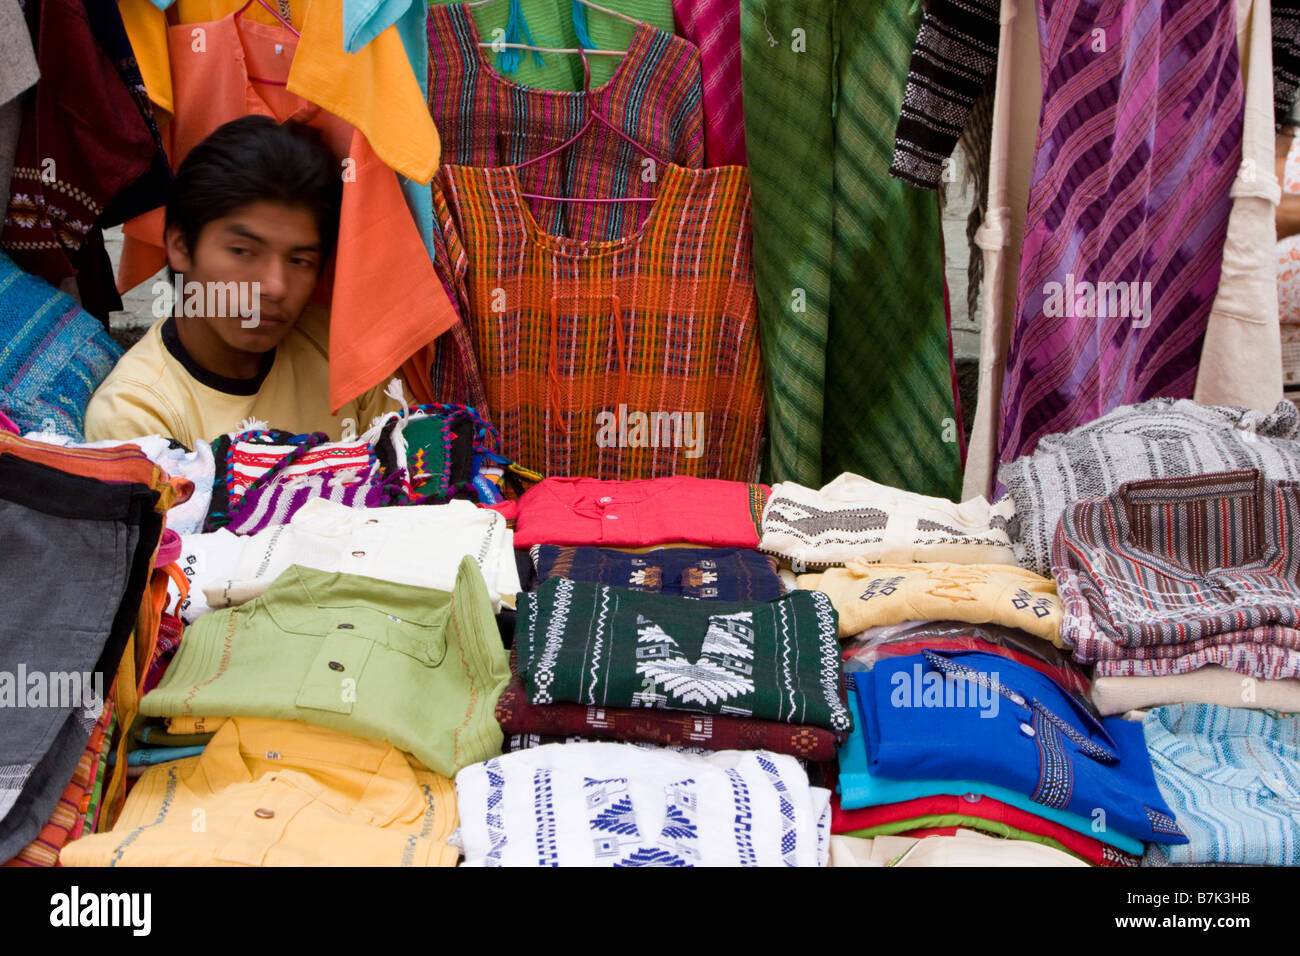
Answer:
[230, 247, 252, 257]
[291, 258, 317, 269]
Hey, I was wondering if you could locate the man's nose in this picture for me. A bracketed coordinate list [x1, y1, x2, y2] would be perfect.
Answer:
[257, 257, 288, 300]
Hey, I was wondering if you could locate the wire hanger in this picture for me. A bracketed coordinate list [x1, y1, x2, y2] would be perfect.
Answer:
[234, 0, 300, 86]
[466, 0, 641, 58]
[510, 47, 668, 205]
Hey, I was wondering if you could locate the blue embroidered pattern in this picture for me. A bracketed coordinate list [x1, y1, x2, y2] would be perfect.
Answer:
[1144, 805, 1186, 838]
[400, 783, 439, 867]
[858, 576, 904, 601]
[725, 768, 756, 867]
[484, 759, 509, 867]
[1011, 587, 1054, 618]
[1030, 708, 1073, 810]
[755, 753, 798, 867]
[585, 778, 639, 837]
[534, 767, 558, 867]
[109, 767, 179, 868]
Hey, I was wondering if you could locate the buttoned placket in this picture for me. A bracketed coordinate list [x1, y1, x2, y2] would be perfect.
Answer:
[920, 650, 1119, 764]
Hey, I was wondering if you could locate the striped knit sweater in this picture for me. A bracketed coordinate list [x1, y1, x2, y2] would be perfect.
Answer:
[1054, 469, 1300, 650]
[1276, 0, 1300, 129]
[890, 0, 1001, 189]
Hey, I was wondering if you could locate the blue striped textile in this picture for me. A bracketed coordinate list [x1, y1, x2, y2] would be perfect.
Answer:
[0, 250, 122, 441]
[1144, 703, 1300, 866]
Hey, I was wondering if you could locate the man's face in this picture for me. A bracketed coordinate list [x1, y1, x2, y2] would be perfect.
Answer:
[164, 200, 324, 353]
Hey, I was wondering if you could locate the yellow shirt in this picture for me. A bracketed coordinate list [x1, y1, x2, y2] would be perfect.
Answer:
[59, 718, 459, 867]
[797, 560, 1065, 646]
[84, 307, 402, 448]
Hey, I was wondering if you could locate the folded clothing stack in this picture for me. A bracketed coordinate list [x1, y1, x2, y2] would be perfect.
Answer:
[452, 742, 831, 867]
[1053, 470, 1300, 717]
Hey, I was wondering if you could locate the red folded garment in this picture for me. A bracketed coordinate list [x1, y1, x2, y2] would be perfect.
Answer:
[495, 676, 843, 761]
[831, 793, 1141, 867]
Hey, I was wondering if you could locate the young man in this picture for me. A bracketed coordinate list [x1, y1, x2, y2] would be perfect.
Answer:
[85, 116, 402, 447]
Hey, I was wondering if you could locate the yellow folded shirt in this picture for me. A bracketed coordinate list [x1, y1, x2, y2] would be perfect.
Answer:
[60, 718, 458, 867]
[797, 560, 1064, 646]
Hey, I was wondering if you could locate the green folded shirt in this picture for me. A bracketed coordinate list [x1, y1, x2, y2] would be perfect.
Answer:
[141, 557, 509, 778]
[518, 577, 850, 731]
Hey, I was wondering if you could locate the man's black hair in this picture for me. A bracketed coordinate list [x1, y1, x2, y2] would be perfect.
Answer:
[164, 116, 342, 267]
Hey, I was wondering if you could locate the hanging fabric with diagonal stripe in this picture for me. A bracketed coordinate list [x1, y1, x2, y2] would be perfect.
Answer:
[741, 0, 963, 498]
[996, 0, 1243, 467]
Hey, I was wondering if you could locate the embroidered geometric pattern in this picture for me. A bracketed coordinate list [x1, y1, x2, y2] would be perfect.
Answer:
[1029, 709, 1073, 811]
[533, 767, 559, 867]
[1143, 805, 1186, 839]
[633, 613, 757, 711]
[1011, 589, 1054, 619]
[756, 753, 798, 867]
[725, 768, 756, 867]
[531, 578, 575, 706]
[1000, 399, 1300, 577]
[520, 578, 850, 731]
[858, 577, 904, 601]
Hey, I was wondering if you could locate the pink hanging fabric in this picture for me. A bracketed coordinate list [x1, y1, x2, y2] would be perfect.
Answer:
[672, 0, 746, 166]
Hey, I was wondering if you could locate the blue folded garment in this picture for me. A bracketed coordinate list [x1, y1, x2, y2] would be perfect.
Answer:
[1144, 703, 1300, 866]
[858, 649, 1187, 845]
[836, 682, 1146, 856]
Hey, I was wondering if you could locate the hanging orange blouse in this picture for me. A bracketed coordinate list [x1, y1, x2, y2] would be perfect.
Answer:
[116, 12, 457, 412]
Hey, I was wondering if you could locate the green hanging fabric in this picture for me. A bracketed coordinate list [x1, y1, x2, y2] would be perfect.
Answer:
[740, 0, 963, 497]
[430, 0, 676, 91]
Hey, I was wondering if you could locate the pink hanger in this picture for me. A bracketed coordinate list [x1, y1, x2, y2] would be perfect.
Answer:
[512, 48, 668, 205]
[235, 0, 300, 87]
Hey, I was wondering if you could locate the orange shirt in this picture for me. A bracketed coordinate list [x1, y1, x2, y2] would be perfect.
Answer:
[117, 12, 457, 411]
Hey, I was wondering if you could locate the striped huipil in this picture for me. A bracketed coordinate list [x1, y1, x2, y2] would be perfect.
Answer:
[433, 163, 764, 481]
[997, 0, 1244, 466]
[426, 2, 704, 244]
[1053, 469, 1300, 656]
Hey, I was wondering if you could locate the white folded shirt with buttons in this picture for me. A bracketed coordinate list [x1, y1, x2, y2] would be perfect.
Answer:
[195, 497, 521, 613]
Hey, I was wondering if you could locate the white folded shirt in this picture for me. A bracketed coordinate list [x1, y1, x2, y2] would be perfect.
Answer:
[196, 497, 520, 613]
[760, 472, 1017, 568]
[454, 743, 831, 867]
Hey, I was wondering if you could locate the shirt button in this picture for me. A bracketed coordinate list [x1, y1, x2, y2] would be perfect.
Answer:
[352, 550, 365, 557]
[961, 793, 982, 804]
[328, 661, 345, 672]
[1019, 722, 1035, 738]
[1008, 693, 1025, 706]
[366, 519, 379, 525]
[338, 623, 354, 629]
[599, 496, 612, 504]
[254, 808, 275, 819]
[605, 514, 619, 520]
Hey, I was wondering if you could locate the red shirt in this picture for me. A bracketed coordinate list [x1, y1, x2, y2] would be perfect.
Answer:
[512, 476, 769, 549]
[831, 793, 1138, 866]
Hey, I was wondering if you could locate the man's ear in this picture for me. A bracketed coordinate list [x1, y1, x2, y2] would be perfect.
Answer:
[163, 224, 194, 275]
